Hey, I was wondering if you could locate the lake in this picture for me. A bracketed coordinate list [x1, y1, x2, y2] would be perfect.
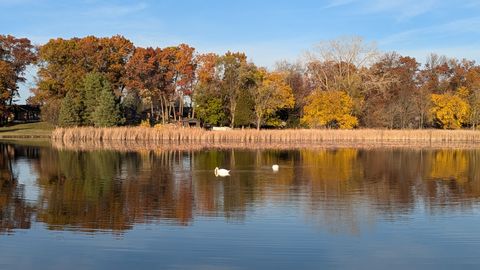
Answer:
[1, 142, 480, 269]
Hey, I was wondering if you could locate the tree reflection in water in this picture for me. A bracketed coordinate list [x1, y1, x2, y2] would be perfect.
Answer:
[1, 142, 480, 235]
[0, 144, 35, 233]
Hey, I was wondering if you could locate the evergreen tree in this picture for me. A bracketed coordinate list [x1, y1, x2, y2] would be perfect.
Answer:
[92, 84, 121, 127]
[234, 89, 255, 127]
[58, 91, 83, 127]
[82, 72, 109, 125]
[121, 90, 142, 125]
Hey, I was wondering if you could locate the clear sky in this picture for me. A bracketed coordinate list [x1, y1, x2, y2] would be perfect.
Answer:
[2, 0, 480, 103]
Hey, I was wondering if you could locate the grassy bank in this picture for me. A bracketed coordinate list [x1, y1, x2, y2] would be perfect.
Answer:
[51, 127, 480, 148]
[0, 122, 54, 139]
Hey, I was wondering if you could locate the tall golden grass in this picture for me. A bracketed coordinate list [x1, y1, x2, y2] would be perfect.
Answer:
[51, 127, 480, 150]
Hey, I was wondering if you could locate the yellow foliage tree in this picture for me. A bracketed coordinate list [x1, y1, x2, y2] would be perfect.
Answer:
[253, 70, 295, 130]
[430, 93, 470, 129]
[456, 86, 470, 100]
[301, 90, 358, 129]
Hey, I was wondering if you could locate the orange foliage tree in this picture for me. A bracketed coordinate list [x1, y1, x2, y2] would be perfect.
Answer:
[0, 35, 36, 123]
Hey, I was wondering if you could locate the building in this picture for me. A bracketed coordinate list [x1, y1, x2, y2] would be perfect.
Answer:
[7, 105, 41, 123]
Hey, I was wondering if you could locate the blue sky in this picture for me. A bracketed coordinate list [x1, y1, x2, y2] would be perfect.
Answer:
[2, 0, 480, 102]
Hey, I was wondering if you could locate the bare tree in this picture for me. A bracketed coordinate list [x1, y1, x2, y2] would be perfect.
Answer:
[304, 36, 379, 94]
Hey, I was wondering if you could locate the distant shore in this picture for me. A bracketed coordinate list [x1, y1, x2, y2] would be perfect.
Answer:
[49, 126, 480, 150]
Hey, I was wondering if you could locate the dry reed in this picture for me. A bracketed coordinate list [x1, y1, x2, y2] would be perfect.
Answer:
[51, 127, 480, 151]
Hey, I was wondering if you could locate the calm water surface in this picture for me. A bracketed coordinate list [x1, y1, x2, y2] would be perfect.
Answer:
[1, 142, 480, 269]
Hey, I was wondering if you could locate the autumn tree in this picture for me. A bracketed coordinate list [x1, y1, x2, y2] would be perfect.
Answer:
[36, 36, 133, 99]
[420, 54, 453, 95]
[157, 46, 180, 123]
[196, 53, 219, 86]
[0, 61, 16, 107]
[275, 60, 307, 126]
[34, 36, 133, 123]
[363, 52, 419, 128]
[125, 47, 163, 122]
[430, 91, 470, 129]
[252, 70, 295, 130]
[304, 36, 379, 124]
[0, 35, 37, 104]
[0, 35, 36, 123]
[301, 90, 358, 129]
[169, 44, 196, 120]
[125, 46, 183, 124]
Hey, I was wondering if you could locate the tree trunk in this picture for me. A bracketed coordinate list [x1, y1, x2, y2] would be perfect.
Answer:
[256, 113, 262, 130]
[230, 97, 237, 128]
[163, 96, 169, 124]
[160, 97, 165, 124]
[169, 100, 174, 122]
[179, 93, 184, 120]
[150, 102, 154, 123]
[420, 115, 424, 129]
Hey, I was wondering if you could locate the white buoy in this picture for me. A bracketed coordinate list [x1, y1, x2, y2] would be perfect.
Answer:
[272, 164, 279, 171]
[214, 167, 230, 177]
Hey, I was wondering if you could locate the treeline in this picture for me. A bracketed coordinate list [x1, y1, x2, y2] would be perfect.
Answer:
[2, 34, 480, 129]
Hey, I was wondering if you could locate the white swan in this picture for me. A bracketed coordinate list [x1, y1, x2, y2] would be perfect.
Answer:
[214, 167, 230, 177]
[272, 164, 279, 171]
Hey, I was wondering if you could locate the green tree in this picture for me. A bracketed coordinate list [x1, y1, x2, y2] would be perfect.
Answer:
[217, 52, 249, 127]
[195, 95, 227, 126]
[58, 91, 83, 127]
[81, 72, 110, 125]
[92, 84, 122, 127]
[234, 89, 255, 128]
[121, 89, 142, 125]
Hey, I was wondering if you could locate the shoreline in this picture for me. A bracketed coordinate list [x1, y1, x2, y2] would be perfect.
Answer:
[5, 125, 480, 150]
[47, 127, 480, 151]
